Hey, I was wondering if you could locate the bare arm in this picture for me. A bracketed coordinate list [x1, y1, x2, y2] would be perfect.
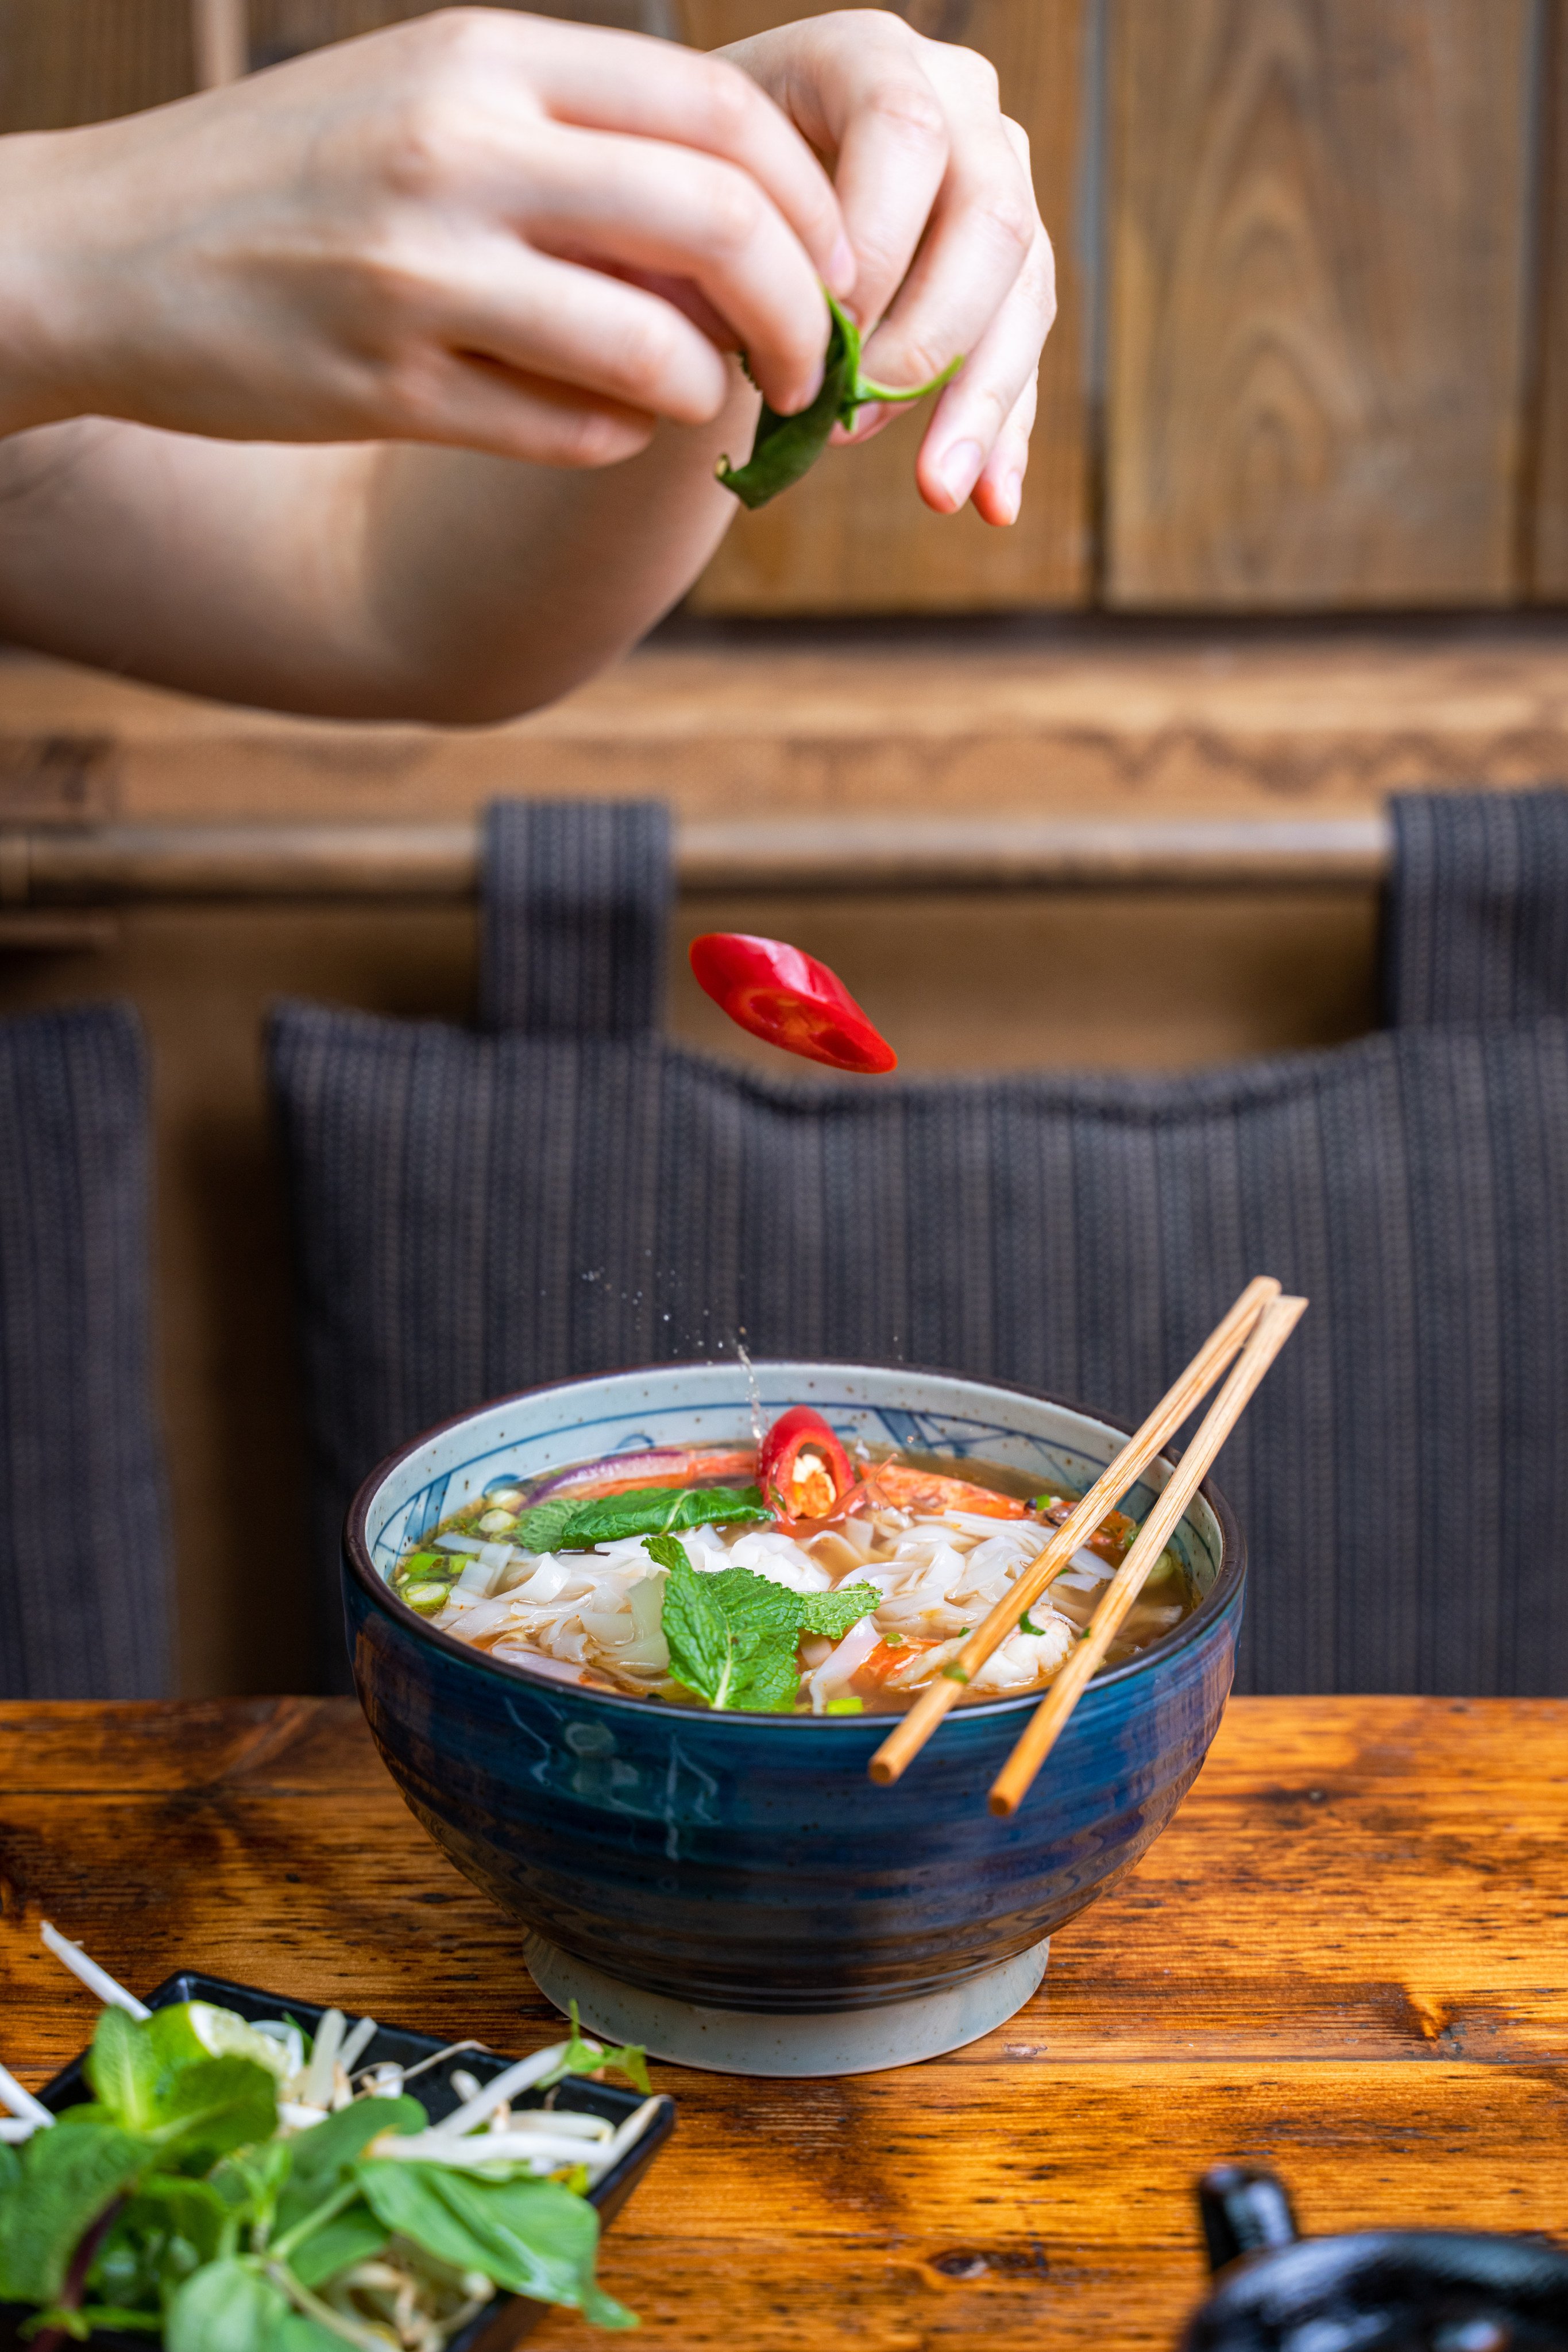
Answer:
[0, 9, 1052, 725]
[0, 403, 752, 723]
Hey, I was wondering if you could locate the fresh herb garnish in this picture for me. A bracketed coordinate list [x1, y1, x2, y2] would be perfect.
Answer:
[537, 2003, 650, 2099]
[0, 1986, 649, 2346]
[1019, 1609, 1046, 1636]
[517, 1484, 771, 1554]
[717, 290, 964, 509]
[647, 1535, 878, 1712]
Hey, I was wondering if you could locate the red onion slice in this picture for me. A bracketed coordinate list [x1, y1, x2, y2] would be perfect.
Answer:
[525, 1446, 756, 1504]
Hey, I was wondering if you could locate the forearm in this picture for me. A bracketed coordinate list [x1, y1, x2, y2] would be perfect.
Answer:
[0, 388, 752, 721]
[355, 383, 754, 723]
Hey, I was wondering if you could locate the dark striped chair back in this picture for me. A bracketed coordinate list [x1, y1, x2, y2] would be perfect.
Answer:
[0, 1005, 171, 1697]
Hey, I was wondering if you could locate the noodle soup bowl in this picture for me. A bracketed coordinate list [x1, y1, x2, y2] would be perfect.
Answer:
[345, 1361, 1243, 2077]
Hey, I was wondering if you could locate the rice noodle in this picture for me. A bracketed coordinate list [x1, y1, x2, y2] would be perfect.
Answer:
[405, 1458, 1189, 1712]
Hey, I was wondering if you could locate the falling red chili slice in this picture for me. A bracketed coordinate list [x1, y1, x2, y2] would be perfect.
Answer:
[758, 1407, 858, 1520]
[689, 933, 897, 1074]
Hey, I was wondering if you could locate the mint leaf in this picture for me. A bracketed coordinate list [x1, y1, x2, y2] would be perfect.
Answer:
[147, 2057, 278, 2168]
[655, 1538, 801, 1709]
[93, 2173, 235, 2305]
[0, 2118, 148, 2304]
[86, 2009, 161, 2134]
[650, 1544, 878, 1713]
[798, 1584, 879, 1640]
[727, 1633, 805, 1716]
[655, 1540, 737, 1706]
[701, 1565, 802, 1640]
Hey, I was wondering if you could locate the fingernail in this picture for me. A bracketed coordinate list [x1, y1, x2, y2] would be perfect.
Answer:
[790, 360, 825, 413]
[1001, 469, 1024, 523]
[937, 441, 984, 509]
[827, 234, 857, 298]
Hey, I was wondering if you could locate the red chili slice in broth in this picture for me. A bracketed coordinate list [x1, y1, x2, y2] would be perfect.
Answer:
[758, 1407, 857, 1520]
[689, 933, 897, 1074]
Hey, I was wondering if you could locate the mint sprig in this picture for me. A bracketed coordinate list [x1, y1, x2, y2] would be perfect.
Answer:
[647, 1535, 878, 1713]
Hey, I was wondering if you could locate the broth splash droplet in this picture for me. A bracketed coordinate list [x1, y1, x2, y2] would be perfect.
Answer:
[736, 1334, 764, 1450]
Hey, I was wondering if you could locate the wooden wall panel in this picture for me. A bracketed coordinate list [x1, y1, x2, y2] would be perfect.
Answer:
[0, 1, 194, 129]
[682, 0, 1091, 613]
[1106, 0, 1537, 611]
[1532, 0, 1568, 600]
[0, 0, 652, 125]
[248, 0, 648, 65]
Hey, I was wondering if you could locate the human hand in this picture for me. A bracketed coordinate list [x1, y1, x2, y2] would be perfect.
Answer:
[717, 9, 1055, 525]
[0, 9, 851, 464]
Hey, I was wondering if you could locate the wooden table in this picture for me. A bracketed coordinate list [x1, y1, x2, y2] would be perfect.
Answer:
[2, 1697, 1565, 2350]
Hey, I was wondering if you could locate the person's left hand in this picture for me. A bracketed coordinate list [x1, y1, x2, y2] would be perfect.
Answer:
[717, 9, 1055, 526]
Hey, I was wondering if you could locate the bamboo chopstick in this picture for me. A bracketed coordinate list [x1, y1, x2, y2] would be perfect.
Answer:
[867, 1275, 1283, 1788]
[987, 1291, 1307, 1817]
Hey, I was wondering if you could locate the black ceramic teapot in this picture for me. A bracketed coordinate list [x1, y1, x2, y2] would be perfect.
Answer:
[1180, 2166, 1568, 2352]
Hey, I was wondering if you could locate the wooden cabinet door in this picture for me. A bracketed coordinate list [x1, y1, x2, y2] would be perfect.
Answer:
[1106, 0, 1538, 609]
[682, 0, 1093, 614]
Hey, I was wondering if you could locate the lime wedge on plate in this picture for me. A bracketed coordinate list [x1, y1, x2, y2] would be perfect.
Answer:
[146, 2001, 295, 2081]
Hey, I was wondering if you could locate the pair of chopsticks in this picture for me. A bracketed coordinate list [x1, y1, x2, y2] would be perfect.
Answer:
[868, 1277, 1307, 1814]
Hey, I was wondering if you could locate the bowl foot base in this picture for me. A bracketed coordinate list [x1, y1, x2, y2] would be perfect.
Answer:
[523, 1934, 1050, 2077]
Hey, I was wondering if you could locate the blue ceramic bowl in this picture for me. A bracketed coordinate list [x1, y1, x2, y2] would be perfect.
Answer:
[345, 1362, 1242, 2072]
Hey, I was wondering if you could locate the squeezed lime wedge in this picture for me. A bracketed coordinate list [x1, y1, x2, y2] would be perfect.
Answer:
[146, 2000, 294, 2081]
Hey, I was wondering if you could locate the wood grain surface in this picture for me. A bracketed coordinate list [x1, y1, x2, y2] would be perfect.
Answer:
[2, 1696, 1565, 2352]
[680, 0, 1092, 614]
[0, 0, 193, 130]
[1533, 0, 1568, 601]
[6, 623, 1568, 824]
[1107, 0, 1538, 610]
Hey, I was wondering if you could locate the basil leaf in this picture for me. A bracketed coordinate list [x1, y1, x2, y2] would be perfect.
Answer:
[85, 2008, 161, 2134]
[355, 2163, 634, 2327]
[517, 1484, 770, 1553]
[718, 290, 964, 509]
[164, 2257, 321, 2352]
[511, 1496, 581, 1554]
[717, 296, 859, 508]
[0, 2118, 148, 2304]
[273, 2095, 425, 2241]
[285, 2202, 389, 2292]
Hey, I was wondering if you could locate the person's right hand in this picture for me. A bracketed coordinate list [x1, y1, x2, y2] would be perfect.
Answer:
[0, 7, 851, 465]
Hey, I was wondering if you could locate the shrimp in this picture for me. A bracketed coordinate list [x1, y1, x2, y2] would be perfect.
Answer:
[864, 1462, 1029, 1519]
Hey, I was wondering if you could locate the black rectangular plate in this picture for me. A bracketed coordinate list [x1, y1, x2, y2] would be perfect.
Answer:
[0, 1970, 673, 2352]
